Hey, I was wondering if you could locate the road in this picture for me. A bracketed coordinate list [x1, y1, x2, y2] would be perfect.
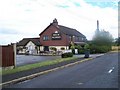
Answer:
[7, 52, 118, 88]
[16, 54, 104, 66]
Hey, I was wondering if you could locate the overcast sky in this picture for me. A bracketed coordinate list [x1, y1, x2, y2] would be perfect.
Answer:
[0, 0, 119, 45]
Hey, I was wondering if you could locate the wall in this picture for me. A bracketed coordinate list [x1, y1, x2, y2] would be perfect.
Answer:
[26, 41, 37, 54]
[40, 25, 69, 46]
[49, 46, 69, 51]
[112, 46, 120, 51]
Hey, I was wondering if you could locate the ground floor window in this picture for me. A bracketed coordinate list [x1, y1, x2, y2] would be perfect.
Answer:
[44, 46, 49, 51]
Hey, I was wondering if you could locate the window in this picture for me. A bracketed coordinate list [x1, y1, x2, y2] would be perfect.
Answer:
[82, 38, 84, 41]
[43, 35, 49, 41]
[78, 37, 82, 41]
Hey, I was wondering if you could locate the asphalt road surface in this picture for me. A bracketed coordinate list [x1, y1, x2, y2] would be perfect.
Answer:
[7, 52, 118, 88]
[16, 55, 61, 66]
[16, 54, 104, 66]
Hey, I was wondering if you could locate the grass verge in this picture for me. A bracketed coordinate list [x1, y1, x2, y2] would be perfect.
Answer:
[1, 57, 79, 75]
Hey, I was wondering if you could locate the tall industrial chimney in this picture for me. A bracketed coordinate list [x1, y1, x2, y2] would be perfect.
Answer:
[95, 20, 100, 34]
[97, 20, 99, 31]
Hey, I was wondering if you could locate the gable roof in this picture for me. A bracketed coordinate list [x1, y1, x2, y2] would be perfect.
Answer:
[39, 23, 52, 36]
[39, 19, 86, 38]
[58, 25, 86, 38]
[17, 38, 41, 46]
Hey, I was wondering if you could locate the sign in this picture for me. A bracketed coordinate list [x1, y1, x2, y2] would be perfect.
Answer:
[64, 50, 72, 53]
[75, 49, 78, 54]
[52, 32, 61, 40]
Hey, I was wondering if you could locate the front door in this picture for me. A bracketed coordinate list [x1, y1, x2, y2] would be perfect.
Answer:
[44, 46, 49, 51]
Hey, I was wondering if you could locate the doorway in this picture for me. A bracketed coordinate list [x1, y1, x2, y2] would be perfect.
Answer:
[44, 46, 49, 51]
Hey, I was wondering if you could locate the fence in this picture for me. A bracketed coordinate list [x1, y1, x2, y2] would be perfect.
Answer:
[0, 44, 16, 68]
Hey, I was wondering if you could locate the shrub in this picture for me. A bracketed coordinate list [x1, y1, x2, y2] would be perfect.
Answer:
[71, 49, 75, 54]
[78, 49, 85, 54]
[89, 44, 111, 53]
[84, 44, 90, 50]
[75, 45, 83, 54]
[61, 47, 65, 50]
[50, 47, 57, 51]
[61, 52, 73, 58]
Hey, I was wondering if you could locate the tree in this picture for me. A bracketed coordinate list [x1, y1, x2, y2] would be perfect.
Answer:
[75, 45, 83, 54]
[115, 37, 120, 46]
[92, 29, 114, 46]
[70, 42, 75, 54]
[90, 29, 114, 53]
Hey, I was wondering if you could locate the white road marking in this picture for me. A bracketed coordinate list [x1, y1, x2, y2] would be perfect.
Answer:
[108, 67, 114, 73]
[77, 82, 83, 85]
[19, 79, 31, 84]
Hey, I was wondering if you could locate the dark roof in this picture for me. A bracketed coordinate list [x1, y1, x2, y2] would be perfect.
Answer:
[17, 38, 41, 46]
[58, 25, 86, 38]
[39, 23, 86, 38]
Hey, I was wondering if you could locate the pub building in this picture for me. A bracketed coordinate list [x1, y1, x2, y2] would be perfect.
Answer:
[39, 18, 87, 52]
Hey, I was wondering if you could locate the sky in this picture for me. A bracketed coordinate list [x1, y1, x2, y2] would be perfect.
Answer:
[0, 0, 119, 45]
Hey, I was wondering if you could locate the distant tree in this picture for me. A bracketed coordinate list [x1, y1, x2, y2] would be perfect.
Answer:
[90, 29, 114, 53]
[115, 37, 120, 46]
[92, 29, 114, 46]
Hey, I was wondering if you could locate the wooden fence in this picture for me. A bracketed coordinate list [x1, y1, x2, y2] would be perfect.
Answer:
[0, 44, 15, 67]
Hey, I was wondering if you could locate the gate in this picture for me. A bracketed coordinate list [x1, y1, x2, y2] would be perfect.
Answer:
[0, 44, 16, 67]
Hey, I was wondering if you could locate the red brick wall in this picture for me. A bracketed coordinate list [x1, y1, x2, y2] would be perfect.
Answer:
[40, 25, 70, 46]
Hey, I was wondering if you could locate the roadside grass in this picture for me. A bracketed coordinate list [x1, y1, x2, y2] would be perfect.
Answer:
[1, 57, 79, 75]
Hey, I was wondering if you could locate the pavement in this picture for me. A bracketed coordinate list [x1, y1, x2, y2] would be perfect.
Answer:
[4, 52, 118, 88]
[1, 53, 105, 87]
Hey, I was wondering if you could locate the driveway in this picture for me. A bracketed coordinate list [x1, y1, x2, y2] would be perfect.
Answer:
[16, 55, 61, 66]
[16, 54, 104, 67]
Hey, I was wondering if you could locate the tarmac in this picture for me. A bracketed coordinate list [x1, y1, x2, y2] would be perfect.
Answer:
[1, 54, 104, 88]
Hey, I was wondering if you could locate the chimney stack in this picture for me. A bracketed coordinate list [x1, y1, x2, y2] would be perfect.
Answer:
[52, 18, 58, 26]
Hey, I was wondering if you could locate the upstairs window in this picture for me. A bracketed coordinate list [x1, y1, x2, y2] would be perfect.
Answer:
[78, 37, 82, 41]
[43, 35, 50, 41]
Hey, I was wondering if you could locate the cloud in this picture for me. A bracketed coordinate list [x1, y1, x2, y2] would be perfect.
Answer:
[84, 1, 118, 9]
[0, 0, 118, 45]
[0, 28, 19, 34]
[56, 5, 70, 8]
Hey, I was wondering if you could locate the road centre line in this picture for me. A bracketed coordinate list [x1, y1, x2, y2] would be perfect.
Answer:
[108, 67, 114, 73]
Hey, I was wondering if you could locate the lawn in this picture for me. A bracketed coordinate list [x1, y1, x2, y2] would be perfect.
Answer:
[1, 57, 79, 75]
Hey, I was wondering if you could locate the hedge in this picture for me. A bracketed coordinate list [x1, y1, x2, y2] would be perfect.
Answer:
[90, 45, 111, 53]
[61, 52, 73, 58]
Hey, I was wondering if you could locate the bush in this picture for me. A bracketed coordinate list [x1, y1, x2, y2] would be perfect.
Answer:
[61, 47, 65, 50]
[90, 44, 111, 53]
[71, 49, 75, 54]
[50, 47, 57, 51]
[61, 52, 73, 58]
[75, 45, 83, 54]
[78, 49, 84, 54]
[84, 44, 90, 50]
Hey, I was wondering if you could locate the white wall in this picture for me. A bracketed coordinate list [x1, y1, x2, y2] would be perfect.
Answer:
[26, 41, 37, 54]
